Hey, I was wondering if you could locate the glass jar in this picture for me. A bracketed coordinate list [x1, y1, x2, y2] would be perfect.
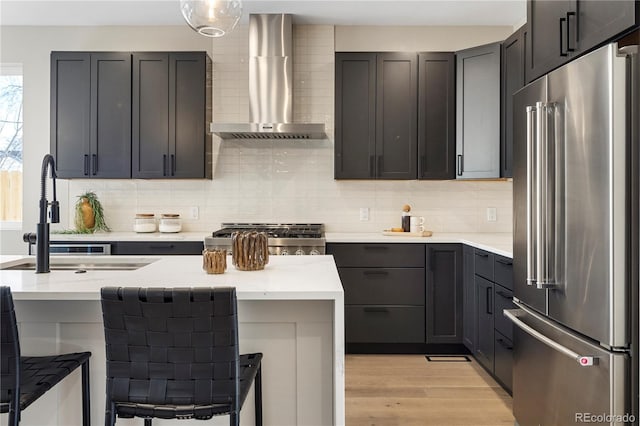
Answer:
[159, 214, 182, 233]
[133, 213, 156, 233]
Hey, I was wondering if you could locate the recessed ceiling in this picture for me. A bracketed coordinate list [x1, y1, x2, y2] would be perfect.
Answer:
[0, 0, 526, 27]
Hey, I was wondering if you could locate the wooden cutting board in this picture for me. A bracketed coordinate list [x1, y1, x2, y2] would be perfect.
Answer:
[382, 230, 433, 237]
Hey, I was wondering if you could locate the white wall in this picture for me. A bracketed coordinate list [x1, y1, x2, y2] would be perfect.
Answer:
[0, 23, 513, 253]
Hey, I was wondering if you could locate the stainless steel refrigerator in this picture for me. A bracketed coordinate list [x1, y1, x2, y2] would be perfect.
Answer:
[509, 40, 639, 425]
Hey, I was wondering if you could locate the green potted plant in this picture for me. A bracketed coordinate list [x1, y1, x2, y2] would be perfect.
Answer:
[74, 191, 110, 233]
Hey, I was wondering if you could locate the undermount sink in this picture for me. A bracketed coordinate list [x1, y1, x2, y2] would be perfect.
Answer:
[1, 258, 157, 271]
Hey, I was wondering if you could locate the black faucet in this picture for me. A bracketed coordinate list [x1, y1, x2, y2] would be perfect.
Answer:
[23, 154, 60, 273]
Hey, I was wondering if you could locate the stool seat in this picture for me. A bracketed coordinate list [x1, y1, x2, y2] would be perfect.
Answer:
[0, 286, 92, 425]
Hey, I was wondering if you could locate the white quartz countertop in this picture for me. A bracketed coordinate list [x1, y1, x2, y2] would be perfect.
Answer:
[326, 232, 512, 258]
[0, 255, 344, 301]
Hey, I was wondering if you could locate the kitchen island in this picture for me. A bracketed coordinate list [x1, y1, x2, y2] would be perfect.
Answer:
[0, 255, 345, 426]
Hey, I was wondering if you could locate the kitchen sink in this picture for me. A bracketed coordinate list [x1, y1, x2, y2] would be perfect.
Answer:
[1, 258, 157, 271]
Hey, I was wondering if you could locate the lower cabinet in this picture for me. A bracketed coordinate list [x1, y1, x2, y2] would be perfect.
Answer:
[464, 247, 514, 393]
[112, 241, 204, 255]
[327, 242, 462, 352]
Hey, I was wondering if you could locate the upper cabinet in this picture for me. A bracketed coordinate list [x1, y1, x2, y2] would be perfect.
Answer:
[418, 53, 456, 180]
[132, 52, 211, 179]
[501, 26, 527, 179]
[335, 51, 455, 180]
[526, 0, 638, 83]
[51, 52, 132, 178]
[334, 52, 417, 179]
[51, 51, 212, 180]
[456, 42, 501, 179]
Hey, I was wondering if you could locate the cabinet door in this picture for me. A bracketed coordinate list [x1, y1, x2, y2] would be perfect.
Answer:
[526, 0, 575, 83]
[334, 53, 376, 179]
[575, 1, 637, 55]
[501, 26, 526, 178]
[475, 275, 494, 371]
[462, 245, 476, 352]
[376, 53, 418, 179]
[456, 43, 501, 179]
[132, 53, 169, 178]
[90, 53, 131, 178]
[51, 52, 91, 178]
[418, 52, 455, 180]
[170, 53, 206, 178]
[426, 244, 463, 343]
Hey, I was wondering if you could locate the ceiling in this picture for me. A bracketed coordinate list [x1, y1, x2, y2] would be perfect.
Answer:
[0, 0, 526, 27]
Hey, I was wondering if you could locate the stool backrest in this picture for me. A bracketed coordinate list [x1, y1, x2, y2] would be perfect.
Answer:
[100, 287, 240, 411]
[0, 286, 21, 408]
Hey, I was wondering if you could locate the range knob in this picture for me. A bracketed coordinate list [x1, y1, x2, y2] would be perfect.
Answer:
[309, 249, 320, 255]
[295, 249, 305, 255]
[280, 249, 289, 256]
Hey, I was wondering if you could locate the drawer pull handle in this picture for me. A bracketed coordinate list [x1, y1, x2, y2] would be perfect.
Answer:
[476, 252, 489, 258]
[363, 307, 389, 313]
[363, 270, 389, 277]
[496, 338, 513, 350]
[149, 244, 175, 249]
[496, 258, 513, 266]
[363, 246, 388, 251]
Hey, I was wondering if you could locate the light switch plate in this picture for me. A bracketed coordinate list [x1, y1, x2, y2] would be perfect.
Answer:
[486, 207, 497, 222]
[359, 207, 369, 221]
[189, 206, 199, 220]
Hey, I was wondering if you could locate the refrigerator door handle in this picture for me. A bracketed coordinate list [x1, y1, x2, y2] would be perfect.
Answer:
[535, 102, 556, 289]
[526, 105, 536, 286]
[504, 308, 598, 367]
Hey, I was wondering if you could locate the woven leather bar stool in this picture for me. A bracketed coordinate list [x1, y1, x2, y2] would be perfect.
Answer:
[100, 287, 263, 426]
[0, 286, 91, 426]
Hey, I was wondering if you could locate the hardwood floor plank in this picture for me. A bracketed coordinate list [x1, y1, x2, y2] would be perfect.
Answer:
[346, 354, 514, 425]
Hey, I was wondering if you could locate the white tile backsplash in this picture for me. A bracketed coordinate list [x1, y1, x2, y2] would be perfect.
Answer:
[65, 24, 512, 234]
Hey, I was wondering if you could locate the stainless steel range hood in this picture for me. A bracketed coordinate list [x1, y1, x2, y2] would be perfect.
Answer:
[210, 14, 327, 140]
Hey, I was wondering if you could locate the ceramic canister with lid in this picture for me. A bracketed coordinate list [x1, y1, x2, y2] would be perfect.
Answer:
[159, 214, 182, 233]
[134, 214, 156, 233]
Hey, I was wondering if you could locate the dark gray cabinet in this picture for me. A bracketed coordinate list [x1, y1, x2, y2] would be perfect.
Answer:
[475, 275, 494, 371]
[526, 0, 638, 83]
[501, 26, 527, 178]
[112, 241, 204, 255]
[132, 52, 211, 179]
[426, 244, 462, 343]
[334, 52, 418, 179]
[52, 51, 211, 180]
[327, 242, 425, 348]
[469, 248, 514, 393]
[455, 43, 501, 179]
[418, 53, 456, 180]
[462, 245, 476, 353]
[51, 52, 131, 178]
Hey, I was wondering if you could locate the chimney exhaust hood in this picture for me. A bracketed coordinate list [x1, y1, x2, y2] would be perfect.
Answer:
[210, 14, 327, 140]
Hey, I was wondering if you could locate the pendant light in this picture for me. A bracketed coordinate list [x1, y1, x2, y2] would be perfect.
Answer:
[180, 0, 243, 37]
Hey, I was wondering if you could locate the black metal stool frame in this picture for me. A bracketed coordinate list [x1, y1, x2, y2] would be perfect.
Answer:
[100, 287, 262, 426]
[0, 286, 91, 425]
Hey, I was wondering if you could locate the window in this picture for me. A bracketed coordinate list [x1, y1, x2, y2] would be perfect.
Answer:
[0, 64, 23, 226]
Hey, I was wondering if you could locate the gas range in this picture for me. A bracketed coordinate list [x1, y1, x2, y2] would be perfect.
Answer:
[205, 223, 326, 255]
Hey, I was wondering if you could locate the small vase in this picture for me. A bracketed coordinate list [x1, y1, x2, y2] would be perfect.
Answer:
[80, 197, 95, 230]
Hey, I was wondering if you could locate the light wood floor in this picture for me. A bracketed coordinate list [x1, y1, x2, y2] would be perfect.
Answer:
[346, 354, 514, 426]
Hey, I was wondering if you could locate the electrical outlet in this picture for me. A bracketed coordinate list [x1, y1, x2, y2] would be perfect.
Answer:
[359, 207, 369, 221]
[486, 207, 497, 222]
[189, 206, 199, 220]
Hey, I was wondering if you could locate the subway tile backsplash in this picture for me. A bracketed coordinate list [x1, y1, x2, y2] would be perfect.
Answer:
[65, 25, 512, 234]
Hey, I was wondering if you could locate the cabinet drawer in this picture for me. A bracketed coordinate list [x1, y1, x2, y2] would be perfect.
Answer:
[113, 241, 204, 255]
[494, 255, 513, 290]
[328, 243, 425, 268]
[345, 306, 425, 343]
[474, 249, 494, 280]
[494, 331, 513, 392]
[494, 285, 514, 340]
[340, 268, 425, 305]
